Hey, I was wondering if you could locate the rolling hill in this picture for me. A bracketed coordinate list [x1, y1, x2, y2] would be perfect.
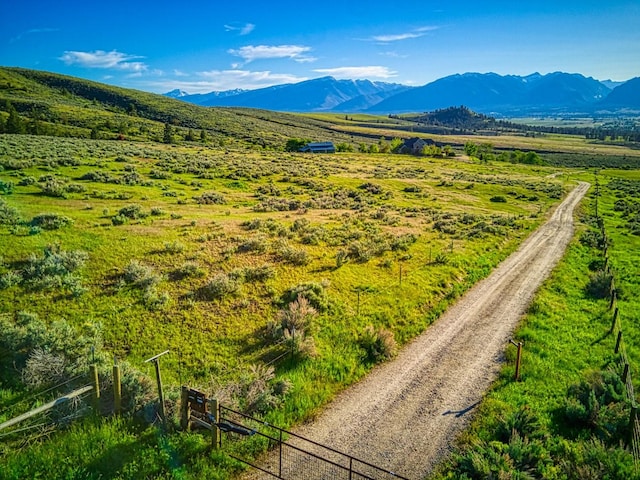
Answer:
[0, 67, 371, 148]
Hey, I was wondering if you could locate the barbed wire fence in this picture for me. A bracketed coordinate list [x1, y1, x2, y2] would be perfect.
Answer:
[595, 180, 639, 470]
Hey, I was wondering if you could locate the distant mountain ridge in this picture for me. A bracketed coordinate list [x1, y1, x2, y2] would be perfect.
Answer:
[166, 72, 638, 115]
[170, 77, 409, 112]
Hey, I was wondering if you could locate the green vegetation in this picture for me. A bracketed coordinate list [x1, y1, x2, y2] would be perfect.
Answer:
[0, 130, 566, 478]
[434, 171, 640, 479]
[1, 68, 640, 479]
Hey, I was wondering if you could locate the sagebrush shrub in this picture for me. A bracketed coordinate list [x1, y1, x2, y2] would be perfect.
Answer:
[359, 325, 397, 363]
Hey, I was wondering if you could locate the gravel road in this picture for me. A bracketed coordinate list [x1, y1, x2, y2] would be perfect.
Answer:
[242, 182, 590, 480]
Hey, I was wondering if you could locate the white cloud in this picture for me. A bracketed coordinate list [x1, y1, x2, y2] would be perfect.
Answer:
[60, 50, 148, 72]
[228, 45, 315, 64]
[312, 66, 397, 80]
[370, 26, 439, 43]
[224, 22, 256, 35]
[145, 70, 308, 93]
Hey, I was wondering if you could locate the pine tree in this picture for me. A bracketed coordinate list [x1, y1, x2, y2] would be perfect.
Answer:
[5, 102, 25, 134]
[163, 122, 173, 144]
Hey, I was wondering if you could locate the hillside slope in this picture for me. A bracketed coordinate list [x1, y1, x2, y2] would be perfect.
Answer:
[0, 67, 366, 147]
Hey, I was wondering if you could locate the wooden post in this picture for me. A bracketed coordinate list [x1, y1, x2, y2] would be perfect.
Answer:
[90, 364, 100, 415]
[615, 331, 623, 354]
[611, 307, 619, 333]
[399, 263, 403, 287]
[154, 361, 166, 425]
[180, 386, 190, 430]
[629, 405, 638, 439]
[144, 350, 170, 427]
[357, 290, 361, 317]
[609, 289, 617, 311]
[510, 340, 523, 381]
[210, 398, 220, 449]
[113, 360, 122, 415]
[623, 363, 630, 383]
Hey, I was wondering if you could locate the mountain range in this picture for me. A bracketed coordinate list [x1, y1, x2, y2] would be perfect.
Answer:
[166, 72, 640, 115]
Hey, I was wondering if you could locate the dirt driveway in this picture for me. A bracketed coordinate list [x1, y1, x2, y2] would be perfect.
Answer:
[244, 182, 590, 479]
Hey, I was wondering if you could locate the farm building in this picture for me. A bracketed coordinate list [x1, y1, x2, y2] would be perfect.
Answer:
[299, 142, 336, 153]
[399, 137, 435, 155]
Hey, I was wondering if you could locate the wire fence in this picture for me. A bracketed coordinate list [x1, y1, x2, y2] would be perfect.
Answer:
[0, 382, 94, 441]
[599, 221, 639, 470]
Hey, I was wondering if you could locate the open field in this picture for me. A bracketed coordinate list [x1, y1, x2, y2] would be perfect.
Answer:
[1, 132, 572, 478]
[2, 69, 640, 479]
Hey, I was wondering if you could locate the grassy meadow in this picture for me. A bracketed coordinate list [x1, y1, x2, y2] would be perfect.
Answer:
[2, 67, 640, 479]
[1, 132, 572, 478]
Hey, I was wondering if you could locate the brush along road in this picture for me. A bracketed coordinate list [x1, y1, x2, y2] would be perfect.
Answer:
[244, 181, 590, 479]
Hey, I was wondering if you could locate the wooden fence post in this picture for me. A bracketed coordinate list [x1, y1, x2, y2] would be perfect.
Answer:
[609, 289, 617, 311]
[611, 307, 619, 334]
[180, 386, 190, 430]
[113, 360, 122, 414]
[515, 342, 523, 381]
[90, 364, 100, 416]
[144, 350, 170, 428]
[510, 340, 523, 381]
[615, 331, 624, 354]
[210, 398, 220, 449]
[623, 363, 630, 383]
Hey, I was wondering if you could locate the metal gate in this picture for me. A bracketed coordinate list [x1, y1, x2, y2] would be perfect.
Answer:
[218, 405, 409, 480]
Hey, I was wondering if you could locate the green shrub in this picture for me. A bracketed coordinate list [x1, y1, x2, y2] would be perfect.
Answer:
[201, 273, 241, 300]
[490, 195, 507, 203]
[118, 204, 146, 219]
[39, 177, 67, 197]
[111, 214, 127, 226]
[237, 235, 269, 253]
[20, 246, 88, 293]
[280, 281, 329, 312]
[194, 191, 225, 205]
[174, 261, 206, 279]
[163, 241, 185, 254]
[359, 325, 397, 363]
[0, 198, 21, 225]
[123, 261, 161, 289]
[29, 213, 73, 230]
[241, 264, 275, 282]
[274, 240, 310, 266]
[585, 269, 612, 299]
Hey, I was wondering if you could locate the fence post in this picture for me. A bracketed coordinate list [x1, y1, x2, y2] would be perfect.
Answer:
[279, 429, 283, 478]
[609, 289, 617, 311]
[510, 340, 523, 381]
[180, 386, 190, 430]
[90, 364, 100, 416]
[144, 351, 170, 428]
[623, 363, 630, 383]
[515, 342, 523, 381]
[113, 359, 122, 415]
[210, 398, 220, 449]
[611, 307, 619, 333]
[615, 331, 624, 354]
[629, 404, 637, 441]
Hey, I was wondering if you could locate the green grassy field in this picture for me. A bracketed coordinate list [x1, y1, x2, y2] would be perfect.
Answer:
[2, 67, 640, 479]
[0, 132, 574, 478]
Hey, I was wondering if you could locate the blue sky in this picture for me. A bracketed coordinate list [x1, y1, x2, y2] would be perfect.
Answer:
[1, 0, 639, 94]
